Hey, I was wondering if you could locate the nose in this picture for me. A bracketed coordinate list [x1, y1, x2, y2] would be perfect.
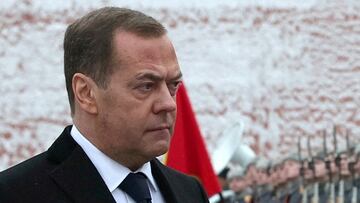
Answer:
[152, 83, 177, 114]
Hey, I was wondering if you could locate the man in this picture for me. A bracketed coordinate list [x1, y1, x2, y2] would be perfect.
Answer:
[249, 157, 274, 203]
[228, 166, 253, 203]
[282, 157, 302, 203]
[218, 166, 231, 190]
[0, 7, 209, 203]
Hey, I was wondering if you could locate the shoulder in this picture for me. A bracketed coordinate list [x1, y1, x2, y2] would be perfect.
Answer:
[151, 158, 201, 185]
[0, 151, 50, 183]
[151, 158, 209, 202]
[0, 151, 55, 201]
[0, 126, 74, 201]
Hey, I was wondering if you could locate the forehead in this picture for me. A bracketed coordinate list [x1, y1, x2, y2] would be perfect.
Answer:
[285, 160, 299, 166]
[113, 31, 178, 66]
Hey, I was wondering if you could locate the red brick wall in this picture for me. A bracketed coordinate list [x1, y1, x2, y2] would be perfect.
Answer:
[0, 0, 359, 170]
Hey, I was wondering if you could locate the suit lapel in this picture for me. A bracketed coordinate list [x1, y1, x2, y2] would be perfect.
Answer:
[151, 159, 180, 203]
[47, 126, 116, 203]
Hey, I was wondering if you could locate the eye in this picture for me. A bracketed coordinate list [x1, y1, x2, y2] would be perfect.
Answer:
[168, 81, 182, 96]
[137, 82, 155, 92]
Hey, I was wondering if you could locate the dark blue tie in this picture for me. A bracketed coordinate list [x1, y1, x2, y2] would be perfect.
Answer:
[119, 172, 152, 203]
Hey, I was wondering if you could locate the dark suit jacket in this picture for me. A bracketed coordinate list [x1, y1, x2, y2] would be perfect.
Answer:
[0, 126, 209, 203]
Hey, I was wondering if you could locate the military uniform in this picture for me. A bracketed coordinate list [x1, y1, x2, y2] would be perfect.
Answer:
[286, 180, 303, 203]
[230, 187, 253, 203]
[253, 184, 276, 203]
[343, 178, 354, 203]
[275, 184, 292, 203]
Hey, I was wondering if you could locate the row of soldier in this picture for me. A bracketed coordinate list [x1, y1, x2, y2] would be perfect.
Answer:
[215, 127, 360, 203]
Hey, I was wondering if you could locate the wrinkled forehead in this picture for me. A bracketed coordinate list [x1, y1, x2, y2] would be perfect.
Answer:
[112, 31, 177, 65]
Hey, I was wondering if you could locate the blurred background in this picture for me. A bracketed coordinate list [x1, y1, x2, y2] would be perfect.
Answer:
[0, 0, 359, 171]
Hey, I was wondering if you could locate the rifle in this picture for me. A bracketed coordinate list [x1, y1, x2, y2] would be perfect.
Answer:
[333, 126, 341, 175]
[307, 136, 316, 177]
[298, 137, 307, 203]
[307, 136, 318, 203]
[323, 130, 335, 203]
[323, 130, 332, 183]
[333, 125, 344, 203]
[346, 129, 357, 203]
[298, 136, 305, 180]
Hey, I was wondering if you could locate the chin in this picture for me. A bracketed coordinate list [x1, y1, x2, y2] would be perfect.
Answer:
[151, 143, 169, 157]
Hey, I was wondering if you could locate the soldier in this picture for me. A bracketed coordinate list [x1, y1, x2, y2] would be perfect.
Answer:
[250, 157, 274, 203]
[336, 150, 353, 203]
[228, 166, 253, 203]
[345, 143, 360, 203]
[332, 126, 353, 203]
[302, 157, 316, 203]
[313, 154, 330, 203]
[282, 157, 302, 203]
[271, 158, 294, 203]
[218, 167, 231, 190]
[353, 145, 360, 203]
[321, 128, 337, 203]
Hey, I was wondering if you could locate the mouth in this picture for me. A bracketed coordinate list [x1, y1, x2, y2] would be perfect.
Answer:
[145, 125, 172, 138]
[147, 125, 171, 132]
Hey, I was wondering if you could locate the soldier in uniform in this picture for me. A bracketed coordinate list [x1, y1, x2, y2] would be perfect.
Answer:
[271, 158, 294, 203]
[282, 157, 303, 203]
[336, 150, 353, 203]
[250, 157, 275, 203]
[313, 153, 330, 203]
[352, 145, 360, 203]
[228, 166, 253, 203]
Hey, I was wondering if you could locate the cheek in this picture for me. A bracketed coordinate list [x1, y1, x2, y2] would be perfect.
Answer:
[229, 181, 236, 189]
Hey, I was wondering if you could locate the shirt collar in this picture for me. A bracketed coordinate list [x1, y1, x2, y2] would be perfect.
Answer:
[70, 125, 158, 193]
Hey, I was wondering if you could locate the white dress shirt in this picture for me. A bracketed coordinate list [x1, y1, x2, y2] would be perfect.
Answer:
[71, 125, 166, 203]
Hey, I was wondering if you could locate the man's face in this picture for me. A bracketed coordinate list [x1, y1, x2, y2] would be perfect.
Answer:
[246, 165, 257, 183]
[256, 170, 269, 185]
[284, 160, 300, 180]
[303, 161, 314, 180]
[269, 168, 280, 184]
[339, 154, 350, 176]
[325, 155, 338, 174]
[95, 31, 182, 168]
[229, 177, 248, 192]
[314, 160, 327, 178]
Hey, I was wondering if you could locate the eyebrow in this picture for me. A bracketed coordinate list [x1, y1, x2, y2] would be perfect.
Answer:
[135, 71, 183, 82]
[170, 72, 183, 81]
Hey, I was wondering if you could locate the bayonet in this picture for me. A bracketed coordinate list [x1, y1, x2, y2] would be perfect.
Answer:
[307, 136, 315, 177]
[346, 129, 358, 203]
[298, 136, 304, 177]
[323, 130, 332, 182]
[298, 136, 307, 203]
[333, 125, 341, 177]
[324, 129, 335, 203]
[333, 125, 344, 203]
[307, 136, 319, 203]
[333, 125, 339, 159]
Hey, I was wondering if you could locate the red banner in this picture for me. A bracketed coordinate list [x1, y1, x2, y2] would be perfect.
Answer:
[165, 84, 222, 197]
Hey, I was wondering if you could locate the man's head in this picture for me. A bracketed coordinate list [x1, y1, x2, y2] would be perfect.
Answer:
[338, 153, 351, 176]
[283, 158, 300, 181]
[64, 7, 167, 114]
[64, 7, 182, 170]
[228, 167, 248, 193]
[245, 157, 270, 185]
[313, 158, 327, 179]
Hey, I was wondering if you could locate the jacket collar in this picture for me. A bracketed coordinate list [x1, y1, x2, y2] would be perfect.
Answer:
[151, 158, 180, 203]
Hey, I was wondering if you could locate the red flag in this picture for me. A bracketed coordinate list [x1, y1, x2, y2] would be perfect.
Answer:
[164, 84, 222, 197]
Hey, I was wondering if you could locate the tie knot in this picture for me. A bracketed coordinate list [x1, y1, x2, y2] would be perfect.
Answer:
[119, 172, 152, 203]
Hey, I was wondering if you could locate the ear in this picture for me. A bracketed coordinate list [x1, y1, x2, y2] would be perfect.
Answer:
[72, 73, 99, 115]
